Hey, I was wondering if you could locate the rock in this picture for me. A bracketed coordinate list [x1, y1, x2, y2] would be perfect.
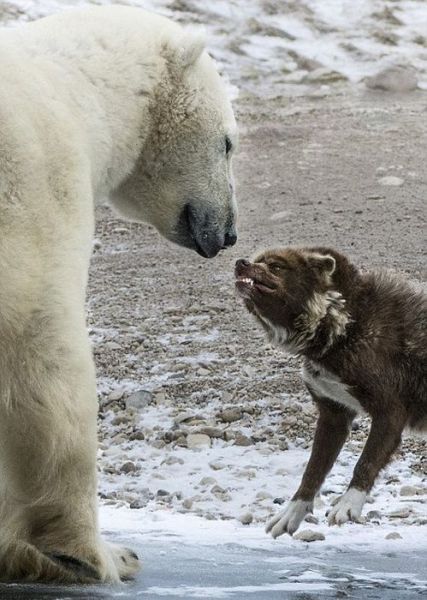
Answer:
[304, 514, 319, 525]
[199, 476, 217, 486]
[108, 388, 125, 402]
[389, 509, 411, 519]
[218, 408, 242, 423]
[151, 439, 166, 449]
[196, 426, 224, 439]
[174, 411, 198, 425]
[294, 529, 325, 542]
[161, 456, 184, 466]
[385, 532, 402, 540]
[156, 489, 170, 497]
[120, 461, 138, 474]
[197, 367, 210, 376]
[365, 65, 418, 92]
[367, 510, 382, 521]
[126, 390, 153, 410]
[129, 430, 145, 441]
[187, 433, 211, 449]
[209, 461, 226, 471]
[378, 175, 404, 186]
[303, 67, 347, 83]
[234, 433, 254, 447]
[104, 341, 121, 351]
[400, 485, 425, 496]
[239, 512, 253, 525]
[211, 484, 227, 495]
[111, 415, 130, 426]
[182, 498, 193, 510]
[273, 497, 285, 505]
[256, 491, 272, 501]
[129, 499, 145, 509]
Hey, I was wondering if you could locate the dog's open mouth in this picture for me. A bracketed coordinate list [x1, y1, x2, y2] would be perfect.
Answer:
[235, 276, 276, 294]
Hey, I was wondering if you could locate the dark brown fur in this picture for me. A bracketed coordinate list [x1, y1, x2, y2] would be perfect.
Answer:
[235, 247, 426, 535]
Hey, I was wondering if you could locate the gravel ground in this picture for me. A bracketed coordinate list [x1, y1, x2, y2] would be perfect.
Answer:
[1, 0, 426, 549]
[90, 90, 426, 530]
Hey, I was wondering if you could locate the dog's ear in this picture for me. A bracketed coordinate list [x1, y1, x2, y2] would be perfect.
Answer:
[309, 253, 336, 275]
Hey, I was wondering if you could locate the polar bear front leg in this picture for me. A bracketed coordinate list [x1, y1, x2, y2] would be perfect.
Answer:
[0, 316, 139, 583]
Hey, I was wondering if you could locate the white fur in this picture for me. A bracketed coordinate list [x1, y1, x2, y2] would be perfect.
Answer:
[302, 363, 365, 414]
[266, 500, 313, 538]
[0, 5, 235, 583]
[327, 488, 367, 526]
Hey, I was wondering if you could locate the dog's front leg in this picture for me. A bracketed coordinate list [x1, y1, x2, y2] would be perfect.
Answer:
[328, 406, 407, 526]
[266, 396, 354, 538]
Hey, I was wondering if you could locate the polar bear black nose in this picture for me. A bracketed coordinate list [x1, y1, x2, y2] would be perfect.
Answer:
[224, 231, 237, 248]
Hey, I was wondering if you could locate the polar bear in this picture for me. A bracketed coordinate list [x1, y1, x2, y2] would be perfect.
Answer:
[0, 5, 237, 583]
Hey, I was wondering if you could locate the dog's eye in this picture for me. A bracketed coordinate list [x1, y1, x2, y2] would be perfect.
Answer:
[225, 136, 232, 155]
[269, 263, 286, 273]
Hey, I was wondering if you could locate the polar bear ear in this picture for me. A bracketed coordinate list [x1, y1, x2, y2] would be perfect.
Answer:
[181, 33, 206, 68]
[167, 32, 206, 70]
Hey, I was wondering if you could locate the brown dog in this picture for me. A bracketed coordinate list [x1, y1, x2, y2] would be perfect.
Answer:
[235, 246, 426, 537]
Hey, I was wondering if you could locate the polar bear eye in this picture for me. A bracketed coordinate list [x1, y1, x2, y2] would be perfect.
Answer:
[225, 136, 233, 155]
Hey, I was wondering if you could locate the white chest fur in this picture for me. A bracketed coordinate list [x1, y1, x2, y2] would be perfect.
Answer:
[302, 362, 365, 414]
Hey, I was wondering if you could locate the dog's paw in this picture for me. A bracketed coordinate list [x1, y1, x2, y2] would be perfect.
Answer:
[106, 543, 140, 581]
[266, 500, 313, 538]
[327, 488, 366, 526]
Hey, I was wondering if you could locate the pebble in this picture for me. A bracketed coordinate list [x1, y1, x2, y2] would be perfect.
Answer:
[304, 514, 319, 525]
[294, 529, 325, 542]
[120, 461, 138, 474]
[218, 408, 242, 423]
[239, 512, 254, 525]
[196, 426, 224, 439]
[209, 461, 226, 471]
[187, 433, 211, 449]
[400, 485, 425, 496]
[161, 456, 184, 466]
[367, 510, 382, 521]
[385, 532, 402, 540]
[126, 390, 153, 410]
[234, 433, 254, 447]
[273, 497, 285, 505]
[378, 175, 404, 186]
[256, 491, 272, 501]
[108, 388, 125, 402]
[156, 489, 170, 497]
[365, 65, 418, 92]
[199, 476, 217, 486]
[389, 509, 411, 519]
[182, 498, 193, 510]
[129, 499, 145, 509]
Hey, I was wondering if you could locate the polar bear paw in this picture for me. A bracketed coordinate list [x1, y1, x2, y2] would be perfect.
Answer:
[327, 488, 366, 526]
[106, 542, 140, 581]
[266, 500, 313, 538]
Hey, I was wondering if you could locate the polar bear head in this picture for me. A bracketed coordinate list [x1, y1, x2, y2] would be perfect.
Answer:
[111, 34, 238, 258]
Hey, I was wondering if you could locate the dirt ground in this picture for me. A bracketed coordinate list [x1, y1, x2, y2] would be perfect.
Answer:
[90, 89, 426, 477]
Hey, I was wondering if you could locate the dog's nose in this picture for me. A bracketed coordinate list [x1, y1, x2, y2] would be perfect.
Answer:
[224, 231, 237, 248]
[235, 258, 250, 269]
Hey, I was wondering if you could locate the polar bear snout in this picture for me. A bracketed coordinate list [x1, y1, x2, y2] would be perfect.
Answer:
[179, 204, 237, 258]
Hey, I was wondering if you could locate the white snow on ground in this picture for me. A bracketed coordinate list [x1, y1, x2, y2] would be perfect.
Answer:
[3, 0, 427, 94]
[2, 0, 425, 566]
